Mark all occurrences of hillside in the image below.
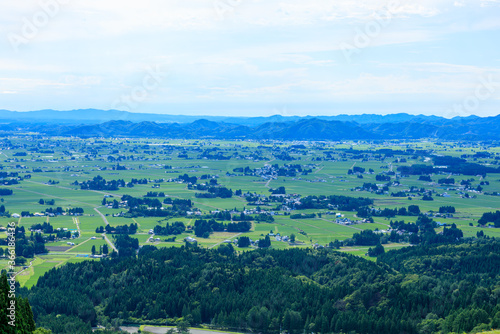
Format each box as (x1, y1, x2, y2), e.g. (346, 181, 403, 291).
(2, 114, 500, 140)
(23, 240, 500, 334)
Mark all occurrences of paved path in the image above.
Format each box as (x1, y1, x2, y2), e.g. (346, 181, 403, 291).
(102, 233, 118, 253)
(66, 237, 91, 253)
(13, 258, 35, 278)
(209, 232, 242, 249)
(94, 207, 110, 225)
(73, 216, 82, 236)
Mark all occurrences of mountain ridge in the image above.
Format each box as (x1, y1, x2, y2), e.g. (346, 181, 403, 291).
(1, 110, 499, 140)
(0, 109, 493, 126)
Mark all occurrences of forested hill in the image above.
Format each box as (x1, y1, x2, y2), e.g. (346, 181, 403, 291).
(2, 114, 500, 140)
(23, 240, 500, 334)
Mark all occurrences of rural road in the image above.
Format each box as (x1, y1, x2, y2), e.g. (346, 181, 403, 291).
(94, 207, 110, 225)
(209, 232, 242, 249)
(13, 258, 35, 278)
(102, 233, 118, 253)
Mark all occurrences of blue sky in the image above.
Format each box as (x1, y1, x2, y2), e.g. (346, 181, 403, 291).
(1, 0, 500, 117)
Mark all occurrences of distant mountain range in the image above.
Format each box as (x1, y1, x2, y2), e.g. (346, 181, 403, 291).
(0, 109, 465, 125)
(0, 109, 499, 140)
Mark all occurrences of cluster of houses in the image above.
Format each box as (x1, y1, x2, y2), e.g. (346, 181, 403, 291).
(268, 232, 290, 242)
(335, 217, 371, 225)
(243, 192, 302, 212)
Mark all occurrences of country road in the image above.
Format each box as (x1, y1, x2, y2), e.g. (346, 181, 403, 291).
(102, 233, 118, 253)
(94, 207, 110, 225)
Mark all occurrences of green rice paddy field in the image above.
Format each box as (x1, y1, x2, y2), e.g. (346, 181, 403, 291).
(1, 137, 499, 287)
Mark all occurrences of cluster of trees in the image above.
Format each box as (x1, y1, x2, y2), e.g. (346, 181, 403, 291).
(178, 174, 197, 184)
(67, 208, 84, 215)
(359, 182, 385, 192)
(348, 166, 365, 174)
(194, 219, 251, 238)
(390, 220, 418, 233)
(478, 211, 500, 227)
(23, 240, 500, 334)
(123, 195, 162, 208)
(92, 244, 108, 256)
(145, 191, 165, 197)
(30, 222, 54, 234)
(163, 198, 192, 208)
(95, 223, 138, 235)
(13, 227, 47, 260)
(229, 212, 251, 221)
(438, 178, 455, 185)
(295, 195, 373, 211)
(229, 212, 274, 223)
(273, 164, 311, 177)
(195, 186, 233, 199)
(397, 164, 434, 176)
(252, 213, 275, 223)
(269, 186, 286, 195)
(153, 222, 186, 235)
(200, 150, 230, 160)
(418, 175, 433, 182)
(398, 156, 500, 178)
(439, 206, 456, 214)
(375, 174, 391, 181)
(233, 166, 254, 174)
(112, 235, 139, 257)
(433, 155, 500, 176)
(290, 213, 316, 219)
(0, 188, 13, 195)
(237, 236, 251, 247)
(24, 228, 76, 242)
(357, 204, 421, 218)
(54, 230, 76, 240)
(2, 179, 19, 186)
(257, 235, 271, 248)
(211, 210, 231, 221)
(0, 171, 19, 177)
(388, 215, 464, 245)
(1, 274, 37, 334)
(350, 229, 381, 246)
(122, 194, 191, 218)
(130, 178, 148, 185)
(75, 175, 126, 191)
(0, 205, 9, 217)
(422, 194, 434, 201)
(38, 199, 55, 205)
(367, 243, 385, 257)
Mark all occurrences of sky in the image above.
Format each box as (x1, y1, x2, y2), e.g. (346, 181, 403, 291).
(1, 0, 500, 117)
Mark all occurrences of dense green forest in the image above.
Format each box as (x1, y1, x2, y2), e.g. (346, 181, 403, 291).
(19, 239, 500, 334)
(0, 274, 36, 334)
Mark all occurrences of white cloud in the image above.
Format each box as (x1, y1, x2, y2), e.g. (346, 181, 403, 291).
(1, 0, 499, 116)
